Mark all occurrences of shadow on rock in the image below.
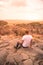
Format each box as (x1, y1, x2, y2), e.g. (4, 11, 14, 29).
(33, 54, 43, 65)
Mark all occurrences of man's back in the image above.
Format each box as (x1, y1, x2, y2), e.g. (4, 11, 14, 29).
(22, 35, 32, 47)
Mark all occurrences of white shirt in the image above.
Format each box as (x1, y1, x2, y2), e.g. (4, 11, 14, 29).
(22, 35, 32, 47)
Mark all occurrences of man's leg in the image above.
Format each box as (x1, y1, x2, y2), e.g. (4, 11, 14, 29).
(14, 42, 22, 49)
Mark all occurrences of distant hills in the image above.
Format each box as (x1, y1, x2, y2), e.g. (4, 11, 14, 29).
(5, 20, 43, 24)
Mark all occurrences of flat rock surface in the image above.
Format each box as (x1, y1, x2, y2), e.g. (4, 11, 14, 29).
(0, 37, 43, 65)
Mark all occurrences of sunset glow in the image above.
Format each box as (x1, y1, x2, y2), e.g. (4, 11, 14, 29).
(0, 0, 43, 21)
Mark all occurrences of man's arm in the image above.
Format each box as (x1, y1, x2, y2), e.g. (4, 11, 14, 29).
(30, 39, 33, 48)
(18, 39, 24, 44)
(21, 40, 24, 44)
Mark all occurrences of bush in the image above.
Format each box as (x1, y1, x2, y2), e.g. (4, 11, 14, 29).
(0, 20, 8, 26)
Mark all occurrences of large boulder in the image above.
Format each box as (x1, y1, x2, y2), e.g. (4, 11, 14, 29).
(5, 52, 24, 65)
(5, 52, 17, 65)
(33, 54, 43, 65)
(0, 49, 8, 65)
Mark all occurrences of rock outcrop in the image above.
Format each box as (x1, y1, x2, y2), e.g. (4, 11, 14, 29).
(0, 39, 43, 65)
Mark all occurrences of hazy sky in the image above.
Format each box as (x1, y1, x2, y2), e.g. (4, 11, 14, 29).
(0, 0, 43, 20)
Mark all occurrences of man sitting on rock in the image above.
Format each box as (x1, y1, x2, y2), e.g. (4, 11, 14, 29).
(14, 31, 33, 49)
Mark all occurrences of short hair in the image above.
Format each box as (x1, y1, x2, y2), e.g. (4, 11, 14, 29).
(25, 30, 29, 34)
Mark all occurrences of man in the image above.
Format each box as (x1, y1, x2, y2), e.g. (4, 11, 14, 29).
(14, 31, 33, 49)
(22, 31, 33, 48)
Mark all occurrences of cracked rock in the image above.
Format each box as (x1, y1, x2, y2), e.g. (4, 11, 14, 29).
(0, 49, 8, 65)
(23, 59, 33, 65)
(33, 54, 43, 65)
